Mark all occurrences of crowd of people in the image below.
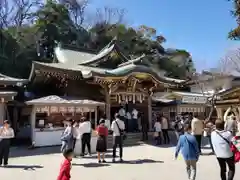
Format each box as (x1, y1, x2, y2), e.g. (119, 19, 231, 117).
(1, 109, 240, 180)
(58, 111, 240, 180)
(58, 113, 125, 180)
(174, 114, 240, 180)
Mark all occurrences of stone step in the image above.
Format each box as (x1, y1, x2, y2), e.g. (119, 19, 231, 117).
(107, 133, 143, 147)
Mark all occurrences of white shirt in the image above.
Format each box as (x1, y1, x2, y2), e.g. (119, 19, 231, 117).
(211, 130, 233, 158)
(111, 118, 125, 136)
(0, 127, 15, 139)
(73, 124, 80, 138)
(154, 122, 162, 132)
(105, 119, 111, 129)
(161, 117, 168, 130)
(119, 108, 126, 117)
(191, 118, 204, 135)
(126, 112, 132, 120)
(132, 109, 138, 119)
(79, 121, 91, 135)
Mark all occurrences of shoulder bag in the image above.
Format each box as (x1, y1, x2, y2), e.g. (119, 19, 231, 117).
(61, 127, 73, 142)
(215, 131, 230, 144)
(184, 135, 198, 155)
(115, 121, 126, 140)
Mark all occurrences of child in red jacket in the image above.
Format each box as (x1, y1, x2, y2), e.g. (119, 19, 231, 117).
(57, 149, 73, 180)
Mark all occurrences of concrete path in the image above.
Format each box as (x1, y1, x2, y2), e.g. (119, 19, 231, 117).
(0, 144, 239, 180)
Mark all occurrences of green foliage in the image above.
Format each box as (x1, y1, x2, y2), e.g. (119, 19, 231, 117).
(0, 1, 194, 79)
(228, 0, 240, 40)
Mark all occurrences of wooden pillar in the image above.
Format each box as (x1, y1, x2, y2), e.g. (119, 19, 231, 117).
(13, 106, 18, 132)
(0, 103, 5, 124)
(105, 93, 111, 121)
(95, 108, 97, 128)
(237, 107, 240, 120)
(148, 96, 152, 131)
(30, 106, 36, 146)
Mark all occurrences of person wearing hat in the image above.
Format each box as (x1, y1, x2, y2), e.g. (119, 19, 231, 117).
(60, 119, 74, 153)
(96, 119, 108, 163)
(0, 120, 15, 166)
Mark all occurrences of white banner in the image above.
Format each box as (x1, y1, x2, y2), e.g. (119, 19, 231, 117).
(182, 96, 207, 104)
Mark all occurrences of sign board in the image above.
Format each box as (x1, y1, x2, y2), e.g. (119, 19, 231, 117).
(182, 96, 207, 104)
(50, 106, 58, 113)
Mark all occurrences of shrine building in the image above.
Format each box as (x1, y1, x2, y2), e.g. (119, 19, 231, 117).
(29, 39, 185, 130)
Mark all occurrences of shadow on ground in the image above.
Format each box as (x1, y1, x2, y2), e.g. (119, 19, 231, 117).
(1, 165, 43, 170)
(79, 153, 118, 159)
(116, 159, 164, 164)
(10, 143, 143, 158)
(144, 142, 176, 148)
(10, 146, 61, 158)
(72, 158, 163, 168)
(72, 162, 110, 168)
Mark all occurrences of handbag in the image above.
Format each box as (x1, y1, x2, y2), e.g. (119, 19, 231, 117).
(115, 121, 126, 140)
(153, 132, 159, 137)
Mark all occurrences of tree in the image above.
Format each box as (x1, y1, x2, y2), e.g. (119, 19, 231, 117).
(0, 0, 194, 79)
(228, 0, 240, 39)
(59, 0, 89, 27)
(0, 0, 13, 28)
(219, 47, 240, 74)
(34, 0, 77, 60)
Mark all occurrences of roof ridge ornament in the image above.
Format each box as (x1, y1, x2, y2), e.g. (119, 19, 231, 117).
(117, 54, 145, 67)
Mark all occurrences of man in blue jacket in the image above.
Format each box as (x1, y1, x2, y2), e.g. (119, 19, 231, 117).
(175, 123, 200, 180)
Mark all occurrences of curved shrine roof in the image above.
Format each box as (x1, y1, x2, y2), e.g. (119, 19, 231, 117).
(30, 39, 186, 86)
(0, 73, 28, 86)
(26, 95, 105, 106)
(32, 61, 185, 85)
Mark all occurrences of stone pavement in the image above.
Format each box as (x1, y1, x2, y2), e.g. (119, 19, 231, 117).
(0, 144, 239, 180)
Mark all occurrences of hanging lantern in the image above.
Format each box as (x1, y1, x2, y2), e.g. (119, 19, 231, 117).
(140, 95, 143, 103)
(122, 95, 125, 101)
(126, 95, 128, 103)
(129, 95, 133, 102)
(133, 94, 136, 104)
(118, 94, 121, 104)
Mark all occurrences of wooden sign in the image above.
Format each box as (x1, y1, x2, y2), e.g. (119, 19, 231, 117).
(182, 96, 207, 104)
(75, 107, 82, 112)
(67, 106, 75, 113)
(59, 106, 67, 112)
(36, 107, 41, 112)
(50, 106, 58, 113)
(41, 106, 49, 113)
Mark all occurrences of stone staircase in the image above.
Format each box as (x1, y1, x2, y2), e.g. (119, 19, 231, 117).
(106, 131, 180, 148)
(107, 133, 144, 147)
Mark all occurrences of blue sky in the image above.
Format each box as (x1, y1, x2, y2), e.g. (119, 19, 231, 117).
(89, 0, 240, 72)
